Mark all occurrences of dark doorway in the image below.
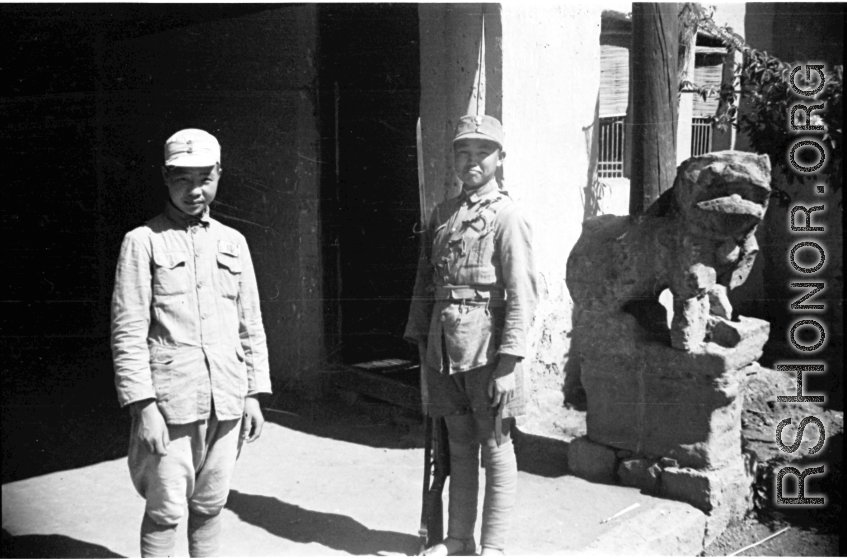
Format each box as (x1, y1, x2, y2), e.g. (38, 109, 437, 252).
(2, 3, 291, 484)
(318, 5, 421, 365)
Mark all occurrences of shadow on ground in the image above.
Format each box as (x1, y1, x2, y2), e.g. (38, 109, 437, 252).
(2, 338, 130, 485)
(2, 400, 130, 485)
(225, 490, 419, 556)
(261, 389, 426, 450)
(513, 429, 570, 478)
(263, 390, 574, 479)
(3, 381, 574, 492)
(1, 529, 124, 559)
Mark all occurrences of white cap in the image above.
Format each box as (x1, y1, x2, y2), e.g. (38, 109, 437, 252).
(164, 128, 220, 167)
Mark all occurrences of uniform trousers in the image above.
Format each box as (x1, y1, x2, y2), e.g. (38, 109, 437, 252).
(129, 407, 243, 526)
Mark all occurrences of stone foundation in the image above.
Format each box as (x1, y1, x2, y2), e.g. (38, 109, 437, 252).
(580, 315, 768, 470)
(569, 434, 757, 545)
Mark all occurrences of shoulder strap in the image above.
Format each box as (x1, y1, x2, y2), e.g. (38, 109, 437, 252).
(476, 194, 513, 231)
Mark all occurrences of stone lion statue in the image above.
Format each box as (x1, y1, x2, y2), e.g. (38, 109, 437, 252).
(567, 150, 772, 352)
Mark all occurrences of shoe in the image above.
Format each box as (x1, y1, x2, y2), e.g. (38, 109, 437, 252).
(420, 536, 477, 556)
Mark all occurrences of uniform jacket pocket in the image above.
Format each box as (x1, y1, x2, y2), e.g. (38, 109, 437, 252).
(152, 251, 189, 295)
(442, 302, 499, 372)
(465, 228, 497, 284)
(149, 346, 174, 400)
(216, 252, 242, 299)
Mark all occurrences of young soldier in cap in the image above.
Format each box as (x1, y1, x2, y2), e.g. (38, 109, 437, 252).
(406, 115, 537, 555)
(111, 129, 271, 557)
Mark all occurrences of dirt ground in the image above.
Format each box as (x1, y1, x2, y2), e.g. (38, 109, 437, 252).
(3, 386, 710, 558)
(703, 516, 840, 556)
(3, 362, 843, 557)
(711, 365, 844, 558)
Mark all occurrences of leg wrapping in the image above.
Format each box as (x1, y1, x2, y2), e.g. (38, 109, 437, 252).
(447, 440, 480, 542)
(188, 509, 223, 558)
(140, 512, 178, 558)
(480, 441, 517, 552)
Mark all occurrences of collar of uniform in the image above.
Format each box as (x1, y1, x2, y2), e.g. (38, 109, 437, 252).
(462, 178, 499, 205)
(164, 201, 211, 228)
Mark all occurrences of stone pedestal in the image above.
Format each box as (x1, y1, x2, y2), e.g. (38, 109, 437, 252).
(568, 312, 766, 543)
(566, 152, 773, 545)
(580, 314, 768, 470)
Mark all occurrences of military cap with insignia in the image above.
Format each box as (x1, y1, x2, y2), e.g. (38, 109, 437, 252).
(164, 128, 221, 167)
(452, 114, 505, 149)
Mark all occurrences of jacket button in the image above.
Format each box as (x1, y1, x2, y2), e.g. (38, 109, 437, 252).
(441, 315, 446, 322)
(443, 275, 449, 281)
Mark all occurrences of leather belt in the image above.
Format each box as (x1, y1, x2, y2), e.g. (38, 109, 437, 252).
(434, 285, 505, 306)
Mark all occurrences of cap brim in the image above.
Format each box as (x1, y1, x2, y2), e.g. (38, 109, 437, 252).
(165, 154, 218, 167)
(452, 132, 503, 148)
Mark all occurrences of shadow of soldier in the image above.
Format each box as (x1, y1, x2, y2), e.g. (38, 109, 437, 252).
(1, 529, 125, 558)
(513, 429, 571, 478)
(225, 490, 420, 556)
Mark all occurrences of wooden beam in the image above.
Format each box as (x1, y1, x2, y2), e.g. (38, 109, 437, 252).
(328, 363, 422, 412)
(629, 2, 679, 215)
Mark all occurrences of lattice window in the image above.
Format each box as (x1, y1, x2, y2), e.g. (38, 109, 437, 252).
(691, 117, 713, 156)
(598, 116, 626, 179)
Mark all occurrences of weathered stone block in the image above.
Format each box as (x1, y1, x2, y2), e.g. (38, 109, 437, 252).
(708, 285, 732, 319)
(660, 458, 755, 546)
(661, 466, 718, 511)
(580, 329, 757, 470)
(660, 457, 679, 468)
(617, 458, 661, 494)
(567, 436, 617, 483)
(708, 315, 769, 349)
(704, 460, 755, 546)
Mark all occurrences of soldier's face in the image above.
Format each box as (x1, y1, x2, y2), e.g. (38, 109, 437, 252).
(162, 165, 222, 216)
(453, 139, 504, 188)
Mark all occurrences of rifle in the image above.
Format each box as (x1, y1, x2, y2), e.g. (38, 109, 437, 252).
(418, 411, 450, 553)
(415, 116, 450, 554)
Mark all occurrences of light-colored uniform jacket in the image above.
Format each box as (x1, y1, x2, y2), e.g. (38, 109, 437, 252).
(111, 203, 271, 424)
(404, 179, 537, 373)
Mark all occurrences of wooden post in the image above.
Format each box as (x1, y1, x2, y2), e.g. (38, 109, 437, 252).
(676, 3, 698, 166)
(629, 3, 679, 215)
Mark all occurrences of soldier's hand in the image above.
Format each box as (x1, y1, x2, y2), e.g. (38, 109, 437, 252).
(489, 372, 516, 409)
(489, 354, 519, 409)
(134, 399, 170, 456)
(241, 396, 265, 443)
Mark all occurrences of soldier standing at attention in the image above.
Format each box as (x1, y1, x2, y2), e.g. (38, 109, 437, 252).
(111, 129, 271, 557)
(405, 115, 538, 556)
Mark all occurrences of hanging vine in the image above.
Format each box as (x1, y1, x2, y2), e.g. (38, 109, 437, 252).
(678, 4, 842, 199)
